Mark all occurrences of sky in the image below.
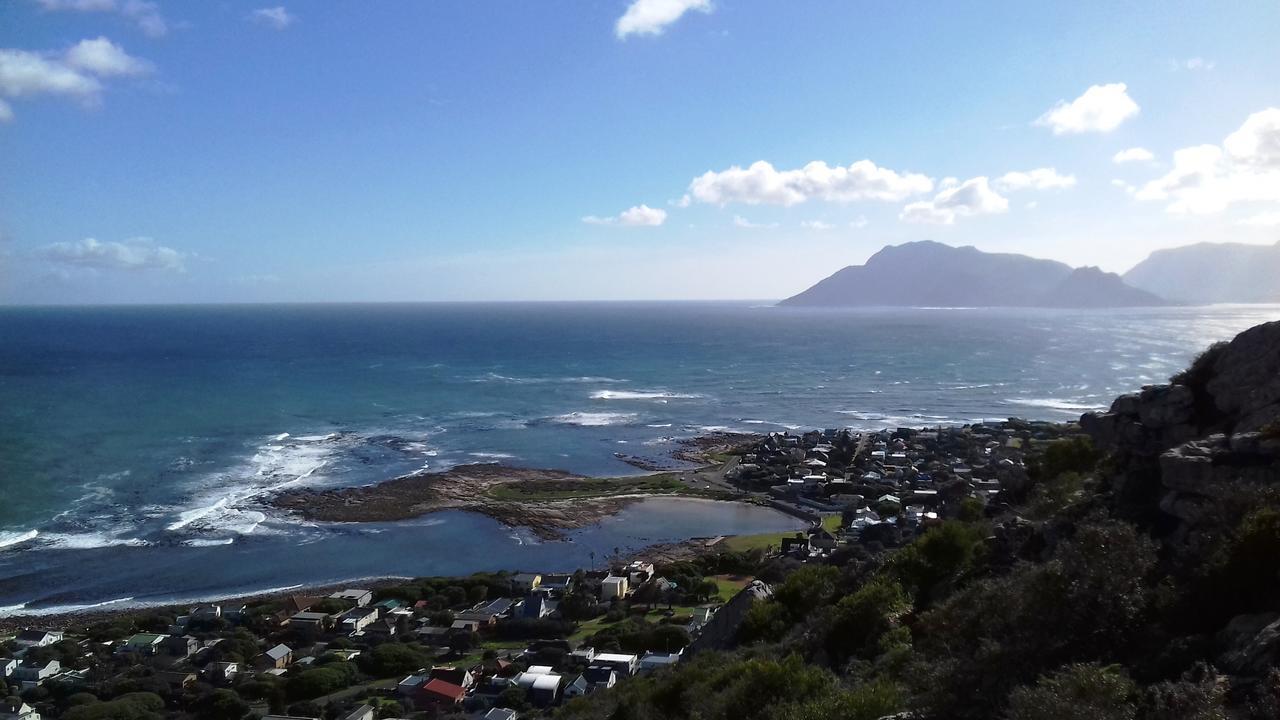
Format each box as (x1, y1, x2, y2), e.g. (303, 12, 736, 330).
(1, 0, 1278, 304)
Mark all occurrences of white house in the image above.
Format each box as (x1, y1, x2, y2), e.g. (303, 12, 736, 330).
(329, 589, 373, 607)
(601, 576, 628, 600)
(593, 652, 639, 677)
(0, 698, 40, 720)
(13, 630, 62, 649)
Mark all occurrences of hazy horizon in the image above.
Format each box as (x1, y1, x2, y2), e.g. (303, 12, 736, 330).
(3, 1, 1279, 304)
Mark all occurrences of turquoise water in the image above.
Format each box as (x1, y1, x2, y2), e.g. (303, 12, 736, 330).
(1, 302, 1277, 612)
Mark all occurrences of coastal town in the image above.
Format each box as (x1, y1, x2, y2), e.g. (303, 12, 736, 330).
(1, 420, 1074, 720)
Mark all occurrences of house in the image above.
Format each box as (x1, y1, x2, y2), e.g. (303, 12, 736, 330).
(0, 698, 39, 720)
(451, 619, 480, 633)
(570, 647, 597, 664)
(511, 573, 542, 592)
(205, 662, 238, 684)
(601, 576, 628, 599)
(13, 630, 62, 649)
(484, 708, 518, 720)
(120, 633, 166, 655)
(428, 666, 475, 689)
(540, 574, 573, 593)
(284, 595, 321, 614)
(514, 670, 561, 707)
(639, 651, 681, 673)
(366, 618, 399, 638)
(288, 611, 331, 630)
(397, 674, 428, 697)
(338, 606, 380, 634)
(329, 589, 373, 607)
(417, 678, 466, 708)
(625, 561, 655, 585)
(162, 634, 198, 658)
(13, 659, 60, 690)
(190, 604, 222, 622)
(258, 644, 293, 670)
(520, 594, 558, 619)
(1, 658, 18, 679)
(779, 535, 810, 556)
(156, 672, 197, 691)
(562, 674, 589, 699)
(471, 597, 515, 618)
(582, 666, 617, 693)
(592, 652, 639, 677)
(338, 705, 374, 720)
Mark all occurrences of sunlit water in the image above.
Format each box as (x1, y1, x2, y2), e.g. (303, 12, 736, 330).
(2, 302, 1276, 613)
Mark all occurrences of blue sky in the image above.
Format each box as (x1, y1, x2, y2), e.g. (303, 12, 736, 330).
(2, 0, 1278, 303)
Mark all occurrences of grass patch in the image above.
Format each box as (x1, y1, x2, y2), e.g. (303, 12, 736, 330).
(822, 514, 844, 532)
(709, 575, 752, 602)
(487, 474, 687, 501)
(722, 530, 803, 553)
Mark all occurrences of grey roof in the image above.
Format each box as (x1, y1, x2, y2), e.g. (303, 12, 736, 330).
(265, 644, 292, 661)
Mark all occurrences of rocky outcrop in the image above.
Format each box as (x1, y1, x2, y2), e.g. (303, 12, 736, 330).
(1081, 319, 1280, 540)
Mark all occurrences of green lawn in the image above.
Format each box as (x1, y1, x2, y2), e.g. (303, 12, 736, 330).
(822, 514, 844, 532)
(709, 576, 751, 602)
(722, 530, 801, 553)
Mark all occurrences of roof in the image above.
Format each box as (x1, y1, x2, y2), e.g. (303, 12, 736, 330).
(484, 709, 518, 720)
(125, 633, 166, 646)
(531, 674, 561, 691)
(265, 644, 292, 661)
(422, 678, 466, 702)
(595, 652, 638, 663)
(16, 629, 56, 642)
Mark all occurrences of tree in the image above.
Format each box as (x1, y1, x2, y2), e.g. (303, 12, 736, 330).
(198, 689, 249, 720)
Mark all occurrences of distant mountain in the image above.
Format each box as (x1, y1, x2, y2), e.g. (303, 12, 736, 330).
(1123, 241, 1280, 304)
(780, 241, 1168, 308)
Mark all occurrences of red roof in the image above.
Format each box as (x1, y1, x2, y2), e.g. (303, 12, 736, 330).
(421, 678, 466, 703)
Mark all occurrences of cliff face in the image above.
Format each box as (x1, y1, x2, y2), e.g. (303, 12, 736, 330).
(1082, 318, 1280, 552)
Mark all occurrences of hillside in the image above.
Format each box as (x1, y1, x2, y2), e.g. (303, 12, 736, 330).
(1123, 241, 1280, 305)
(563, 320, 1280, 720)
(781, 241, 1167, 308)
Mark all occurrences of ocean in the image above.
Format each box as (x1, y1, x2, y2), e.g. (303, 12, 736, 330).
(2, 302, 1277, 614)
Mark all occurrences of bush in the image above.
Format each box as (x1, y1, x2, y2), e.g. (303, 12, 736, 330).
(63, 692, 165, 720)
(1005, 663, 1136, 720)
(358, 643, 429, 677)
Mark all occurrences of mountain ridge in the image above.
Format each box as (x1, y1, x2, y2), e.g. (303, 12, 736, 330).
(780, 240, 1168, 308)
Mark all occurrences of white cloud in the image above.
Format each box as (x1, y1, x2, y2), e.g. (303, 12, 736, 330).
(1135, 108, 1280, 214)
(582, 204, 667, 227)
(65, 37, 152, 76)
(688, 159, 933, 207)
(801, 220, 834, 231)
(249, 6, 296, 30)
(1111, 178, 1137, 194)
(1113, 147, 1155, 164)
(1035, 83, 1140, 135)
(0, 38, 151, 120)
(1171, 57, 1215, 72)
(1238, 210, 1280, 227)
(732, 215, 776, 229)
(850, 215, 868, 229)
(36, 237, 186, 272)
(900, 176, 1009, 225)
(616, 0, 712, 39)
(36, 0, 169, 38)
(995, 167, 1076, 191)
(0, 98, 12, 123)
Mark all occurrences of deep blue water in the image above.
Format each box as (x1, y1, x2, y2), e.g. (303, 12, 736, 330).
(2, 302, 1277, 613)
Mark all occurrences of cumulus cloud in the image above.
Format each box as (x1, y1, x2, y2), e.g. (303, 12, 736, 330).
(0, 37, 150, 120)
(849, 215, 869, 229)
(616, 0, 712, 39)
(36, 0, 169, 38)
(1035, 83, 1140, 135)
(995, 167, 1077, 191)
(64, 37, 152, 76)
(1113, 147, 1155, 164)
(249, 6, 296, 29)
(801, 220, 834, 231)
(1135, 108, 1280, 214)
(687, 159, 933, 207)
(36, 237, 186, 272)
(582, 204, 668, 227)
(900, 177, 1009, 225)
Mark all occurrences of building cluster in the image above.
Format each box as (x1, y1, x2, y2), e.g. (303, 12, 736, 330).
(2, 560, 775, 720)
(730, 421, 1069, 555)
